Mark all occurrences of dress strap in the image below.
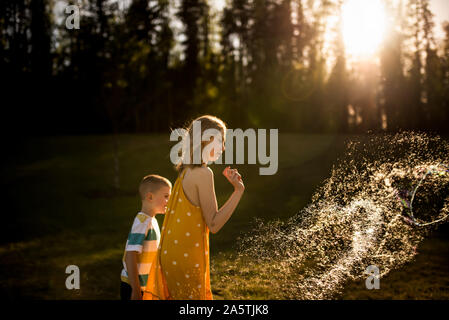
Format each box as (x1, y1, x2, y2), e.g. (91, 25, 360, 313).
(180, 168, 188, 180)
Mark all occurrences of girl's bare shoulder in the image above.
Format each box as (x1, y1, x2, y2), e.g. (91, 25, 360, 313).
(186, 166, 213, 181)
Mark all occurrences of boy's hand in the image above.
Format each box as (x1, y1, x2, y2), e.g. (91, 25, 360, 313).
(131, 289, 142, 300)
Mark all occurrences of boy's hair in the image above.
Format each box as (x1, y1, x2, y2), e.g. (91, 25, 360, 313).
(139, 174, 172, 200)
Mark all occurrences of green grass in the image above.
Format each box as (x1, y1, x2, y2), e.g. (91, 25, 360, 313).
(1, 133, 448, 300)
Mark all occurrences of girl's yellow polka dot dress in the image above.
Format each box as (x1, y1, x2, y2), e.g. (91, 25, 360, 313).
(143, 169, 213, 300)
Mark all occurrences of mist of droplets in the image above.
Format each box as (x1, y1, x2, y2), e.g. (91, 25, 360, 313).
(216, 132, 449, 299)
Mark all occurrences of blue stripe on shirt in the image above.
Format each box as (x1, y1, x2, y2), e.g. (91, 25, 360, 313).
(127, 233, 146, 245)
(139, 274, 149, 287)
(122, 271, 149, 287)
(145, 229, 157, 241)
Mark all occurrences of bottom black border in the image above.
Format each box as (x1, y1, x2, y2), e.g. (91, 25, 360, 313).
(4, 300, 447, 318)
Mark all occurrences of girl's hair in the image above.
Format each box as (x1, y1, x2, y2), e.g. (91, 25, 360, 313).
(175, 115, 227, 172)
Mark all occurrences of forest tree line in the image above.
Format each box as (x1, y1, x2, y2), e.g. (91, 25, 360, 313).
(1, 0, 449, 135)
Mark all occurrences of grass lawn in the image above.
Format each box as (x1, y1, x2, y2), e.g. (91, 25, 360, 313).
(1, 133, 448, 300)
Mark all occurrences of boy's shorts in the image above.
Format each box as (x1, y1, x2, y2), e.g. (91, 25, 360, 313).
(120, 282, 144, 300)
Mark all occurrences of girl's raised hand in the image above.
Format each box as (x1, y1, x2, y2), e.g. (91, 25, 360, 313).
(223, 166, 245, 192)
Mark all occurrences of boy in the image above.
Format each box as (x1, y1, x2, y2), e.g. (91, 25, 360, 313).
(120, 174, 172, 300)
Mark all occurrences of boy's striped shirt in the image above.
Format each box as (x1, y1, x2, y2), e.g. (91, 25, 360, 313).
(121, 212, 160, 290)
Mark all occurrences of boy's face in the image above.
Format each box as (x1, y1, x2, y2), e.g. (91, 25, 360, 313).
(147, 186, 171, 214)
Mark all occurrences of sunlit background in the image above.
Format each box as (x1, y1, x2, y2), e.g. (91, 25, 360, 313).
(54, 0, 449, 63)
(35, 0, 449, 135)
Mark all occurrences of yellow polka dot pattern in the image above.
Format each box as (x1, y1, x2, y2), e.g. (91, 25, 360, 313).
(143, 169, 212, 300)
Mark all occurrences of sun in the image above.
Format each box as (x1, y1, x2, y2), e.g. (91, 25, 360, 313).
(342, 0, 388, 58)
(210, 0, 227, 11)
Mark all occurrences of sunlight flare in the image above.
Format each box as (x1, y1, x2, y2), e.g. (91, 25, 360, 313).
(342, 0, 387, 58)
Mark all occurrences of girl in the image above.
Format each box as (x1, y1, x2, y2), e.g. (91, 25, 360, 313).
(143, 115, 244, 300)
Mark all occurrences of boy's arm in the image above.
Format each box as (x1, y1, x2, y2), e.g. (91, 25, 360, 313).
(124, 251, 142, 300)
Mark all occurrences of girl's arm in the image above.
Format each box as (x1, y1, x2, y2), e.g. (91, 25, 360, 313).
(196, 166, 244, 234)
